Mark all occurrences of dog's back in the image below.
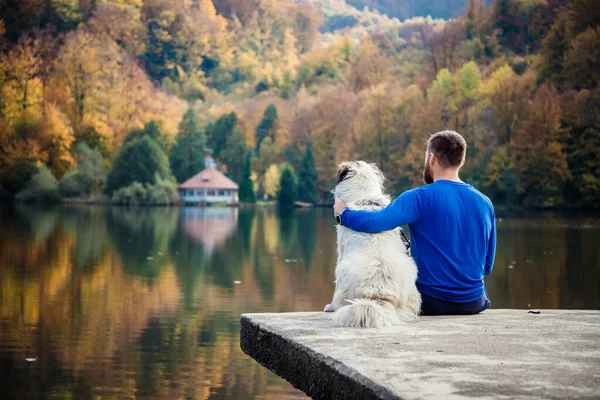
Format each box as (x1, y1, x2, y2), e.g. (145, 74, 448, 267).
(333, 219, 420, 327)
(327, 161, 421, 327)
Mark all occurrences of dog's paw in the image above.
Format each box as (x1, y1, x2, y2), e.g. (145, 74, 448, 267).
(324, 303, 335, 312)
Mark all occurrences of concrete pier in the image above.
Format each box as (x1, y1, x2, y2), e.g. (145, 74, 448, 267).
(240, 310, 600, 399)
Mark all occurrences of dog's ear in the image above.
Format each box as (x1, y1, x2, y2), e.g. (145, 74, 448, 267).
(337, 162, 355, 184)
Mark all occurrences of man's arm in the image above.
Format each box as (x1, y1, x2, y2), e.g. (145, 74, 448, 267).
(338, 189, 422, 233)
(484, 210, 496, 276)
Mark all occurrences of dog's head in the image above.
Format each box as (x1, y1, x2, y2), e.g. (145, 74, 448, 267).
(334, 161, 388, 205)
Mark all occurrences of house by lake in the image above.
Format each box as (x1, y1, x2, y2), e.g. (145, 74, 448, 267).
(179, 156, 239, 204)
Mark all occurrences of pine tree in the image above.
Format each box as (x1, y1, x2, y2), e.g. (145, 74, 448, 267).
(169, 108, 208, 183)
(206, 112, 237, 159)
(297, 141, 318, 203)
(278, 163, 298, 208)
(255, 104, 278, 152)
(238, 151, 256, 203)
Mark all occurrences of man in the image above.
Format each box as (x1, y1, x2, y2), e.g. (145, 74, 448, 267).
(334, 130, 496, 315)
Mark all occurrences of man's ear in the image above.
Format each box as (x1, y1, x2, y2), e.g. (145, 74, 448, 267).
(429, 152, 437, 167)
(460, 157, 466, 168)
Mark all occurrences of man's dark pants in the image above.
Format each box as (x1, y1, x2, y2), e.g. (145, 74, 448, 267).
(420, 292, 491, 316)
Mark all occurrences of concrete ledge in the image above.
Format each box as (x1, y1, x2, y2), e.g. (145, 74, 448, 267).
(240, 310, 600, 399)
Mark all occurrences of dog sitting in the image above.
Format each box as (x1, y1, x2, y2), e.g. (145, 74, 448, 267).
(324, 161, 421, 327)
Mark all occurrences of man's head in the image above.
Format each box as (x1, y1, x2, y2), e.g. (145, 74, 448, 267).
(423, 130, 466, 184)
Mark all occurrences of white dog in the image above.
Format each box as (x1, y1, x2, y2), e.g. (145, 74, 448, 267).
(324, 161, 421, 327)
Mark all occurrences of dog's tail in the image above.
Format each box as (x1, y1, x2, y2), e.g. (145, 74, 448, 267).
(331, 298, 417, 328)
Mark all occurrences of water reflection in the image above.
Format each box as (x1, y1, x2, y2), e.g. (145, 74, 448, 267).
(0, 206, 598, 399)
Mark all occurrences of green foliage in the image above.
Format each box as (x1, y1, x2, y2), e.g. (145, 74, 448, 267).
(105, 136, 173, 195)
(111, 176, 179, 206)
(58, 170, 92, 198)
(238, 151, 256, 203)
(206, 112, 238, 160)
(123, 121, 167, 151)
(278, 163, 298, 208)
(219, 126, 247, 183)
(256, 105, 278, 152)
(15, 166, 60, 204)
(169, 108, 209, 183)
(76, 143, 105, 194)
(297, 142, 318, 203)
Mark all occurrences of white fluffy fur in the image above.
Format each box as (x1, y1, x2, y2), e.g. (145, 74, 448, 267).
(325, 161, 421, 328)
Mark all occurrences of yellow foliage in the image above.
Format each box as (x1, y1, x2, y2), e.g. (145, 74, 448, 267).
(264, 163, 280, 199)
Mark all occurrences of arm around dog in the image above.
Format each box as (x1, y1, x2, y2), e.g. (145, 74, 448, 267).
(339, 189, 423, 233)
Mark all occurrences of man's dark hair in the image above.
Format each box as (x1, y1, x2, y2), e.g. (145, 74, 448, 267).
(427, 130, 466, 168)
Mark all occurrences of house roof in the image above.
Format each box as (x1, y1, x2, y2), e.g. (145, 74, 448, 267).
(179, 167, 239, 190)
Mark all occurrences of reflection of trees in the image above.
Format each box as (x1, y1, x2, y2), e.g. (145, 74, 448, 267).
(564, 228, 600, 308)
(61, 206, 109, 270)
(277, 207, 299, 259)
(0, 205, 340, 399)
(297, 208, 317, 268)
(485, 216, 600, 309)
(106, 207, 178, 278)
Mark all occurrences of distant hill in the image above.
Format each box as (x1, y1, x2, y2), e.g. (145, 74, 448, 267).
(321, 0, 492, 21)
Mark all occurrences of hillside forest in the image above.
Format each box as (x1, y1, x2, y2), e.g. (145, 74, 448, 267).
(0, 0, 599, 208)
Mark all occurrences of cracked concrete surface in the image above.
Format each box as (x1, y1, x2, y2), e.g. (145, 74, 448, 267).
(240, 310, 600, 399)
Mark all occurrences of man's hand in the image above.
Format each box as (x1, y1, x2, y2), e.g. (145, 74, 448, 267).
(334, 198, 347, 217)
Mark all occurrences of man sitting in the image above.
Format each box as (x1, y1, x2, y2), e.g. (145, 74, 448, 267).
(334, 130, 496, 315)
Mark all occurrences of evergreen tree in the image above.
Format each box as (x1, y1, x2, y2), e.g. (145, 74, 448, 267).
(278, 163, 298, 208)
(123, 120, 167, 151)
(105, 136, 173, 195)
(169, 108, 208, 183)
(238, 151, 256, 203)
(297, 141, 318, 203)
(220, 126, 247, 183)
(206, 112, 237, 159)
(255, 104, 278, 152)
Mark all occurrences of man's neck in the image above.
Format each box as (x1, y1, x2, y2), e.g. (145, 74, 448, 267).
(434, 168, 462, 183)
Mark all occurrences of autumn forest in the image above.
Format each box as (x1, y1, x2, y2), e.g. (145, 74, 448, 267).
(0, 0, 599, 208)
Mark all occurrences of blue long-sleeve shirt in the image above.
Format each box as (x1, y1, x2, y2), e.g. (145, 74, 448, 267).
(339, 180, 496, 302)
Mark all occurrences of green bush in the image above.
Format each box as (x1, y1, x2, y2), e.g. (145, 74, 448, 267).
(105, 135, 173, 195)
(15, 167, 60, 204)
(111, 177, 179, 206)
(58, 170, 93, 198)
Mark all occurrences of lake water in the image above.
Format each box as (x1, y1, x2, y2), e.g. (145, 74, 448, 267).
(1, 205, 599, 399)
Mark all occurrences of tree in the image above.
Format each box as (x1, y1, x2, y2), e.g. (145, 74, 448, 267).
(348, 39, 390, 92)
(419, 19, 464, 75)
(264, 164, 280, 199)
(238, 151, 256, 203)
(105, 136, 172, 194)
(220, 126, 247, 183)
(169, 108, 208, 183)
(76, 143, 105, 194)
(255, 104, 278, 152)
(297, 141, 318, 203)
(278, 163, 298, 208)
(563, 27, 600, 90)
(123, 120, 167, 151)
(454, 61, 481, 137)
(510, 85, 569, 206)
(207, 112, 237, 159)
(538, 10, 572, 87)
